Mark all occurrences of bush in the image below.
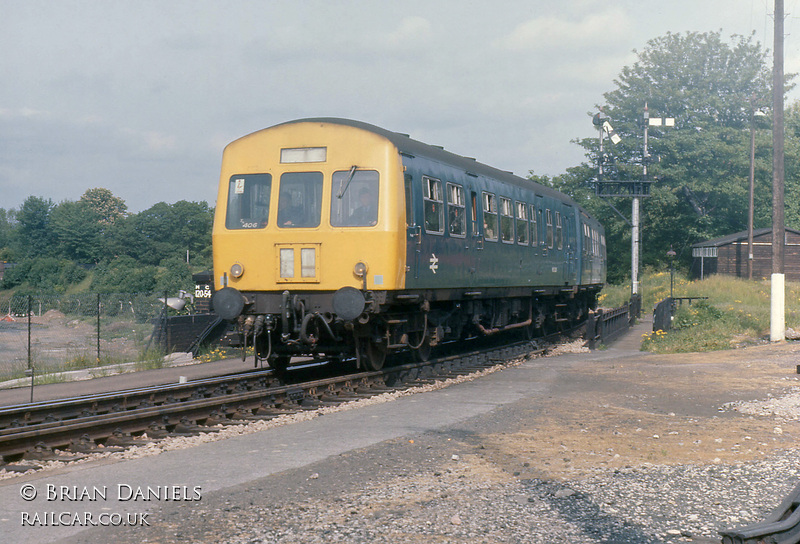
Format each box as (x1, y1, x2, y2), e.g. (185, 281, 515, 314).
(91, 256, 158, 293)
(1, 257, 87, 292)
(672, 300, 723, 329)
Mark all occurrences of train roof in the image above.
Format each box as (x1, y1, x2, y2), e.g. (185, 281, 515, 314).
(270, 117, 573, 204)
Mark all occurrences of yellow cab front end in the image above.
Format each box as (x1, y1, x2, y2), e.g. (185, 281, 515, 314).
(210, 120, 407, 369)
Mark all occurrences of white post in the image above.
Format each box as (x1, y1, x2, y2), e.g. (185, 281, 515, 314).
(771, 0, 786, 342)
(631, 197, 640, 295)
(771, 273, 785, 342)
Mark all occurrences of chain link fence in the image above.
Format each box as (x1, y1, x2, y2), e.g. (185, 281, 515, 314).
(0, 292, 190, 383)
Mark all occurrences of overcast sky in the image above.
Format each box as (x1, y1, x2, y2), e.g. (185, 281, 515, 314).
(2, 0, 799, 213)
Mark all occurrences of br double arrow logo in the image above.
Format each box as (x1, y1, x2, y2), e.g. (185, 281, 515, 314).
(429, 254, 439, 274)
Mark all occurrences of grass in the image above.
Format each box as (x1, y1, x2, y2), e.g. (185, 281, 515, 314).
(134, 348, 167, 371)
(0, 345, 172, 384)
(600, 271, 800, 353)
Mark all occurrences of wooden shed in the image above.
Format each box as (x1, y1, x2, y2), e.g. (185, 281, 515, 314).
(691, 228, 800, 280)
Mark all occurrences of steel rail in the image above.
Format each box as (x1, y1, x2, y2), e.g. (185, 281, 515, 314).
(0, 336, 553, 465)
(0, 369, 281, 430)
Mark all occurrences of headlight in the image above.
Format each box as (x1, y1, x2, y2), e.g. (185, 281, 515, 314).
(280, 248, 294, 278)
(301, 248, 316, 278)
(354, 261, 368, 278)
(230, 263, 244, 278)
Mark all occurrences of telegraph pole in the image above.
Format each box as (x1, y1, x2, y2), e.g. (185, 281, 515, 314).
(771, 0, 786, 342)
(748, 96, 756, 280)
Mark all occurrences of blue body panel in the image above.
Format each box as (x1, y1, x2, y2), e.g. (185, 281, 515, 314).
(402, 153, 603, 292)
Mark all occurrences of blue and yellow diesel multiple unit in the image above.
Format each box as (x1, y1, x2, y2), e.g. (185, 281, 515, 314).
(211, 118, 606, 371)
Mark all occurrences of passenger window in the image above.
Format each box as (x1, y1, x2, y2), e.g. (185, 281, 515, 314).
(447, 183, 466, 237)
(546, 209, 554, 249)
(277, 172, 323, 228)
(225, 174, 271, 230)
(584, 225, 594, 255)
(423, 176, 444, 234)
(515, 202, 528, 245)
(470, 192, 478, 236)
(584, 224, 591, 256)
(500, 197, 513, 243)
(530, 204, 538, 247)
(482, 192, 498, 241)
(555, 211, 563, 250)
(330, 169, 379, 227)
(593, 229, 600, 256)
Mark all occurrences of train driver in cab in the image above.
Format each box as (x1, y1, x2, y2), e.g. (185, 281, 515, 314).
(279, 190, 305, 227)
(349, 186, 378, 226)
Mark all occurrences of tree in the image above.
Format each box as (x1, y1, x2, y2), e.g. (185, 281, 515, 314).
(50, 200, 103, 262)
(90, 255, 159, 293)
(1, 257, 86, 292)
(782, 102, 800, 229)
(107, 201, 213, 267)
(14, 196, 55, 258)
(0, 208, 15, 260)
(568, 31, 790, 282)
(79, 188, 127, 225)
(0, 190, 213, 293)
(154, 255, 194, 294)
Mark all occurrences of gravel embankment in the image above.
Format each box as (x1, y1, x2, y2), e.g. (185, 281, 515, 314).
(203, 449, 798, 544)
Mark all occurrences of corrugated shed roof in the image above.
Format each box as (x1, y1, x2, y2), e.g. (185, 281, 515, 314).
(692, 228, 800, 248)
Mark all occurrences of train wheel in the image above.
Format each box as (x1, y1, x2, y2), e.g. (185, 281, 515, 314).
(410, 333, 431, 362)
(522, 321, 537, 342)
(358, 338, 386, 371)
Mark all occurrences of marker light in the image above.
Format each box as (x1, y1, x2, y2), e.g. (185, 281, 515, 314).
(301, 248, 316, 278)
(354, 261, 368, 278)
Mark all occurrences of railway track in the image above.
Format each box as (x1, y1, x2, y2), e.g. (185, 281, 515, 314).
(0, 336, 556, 471)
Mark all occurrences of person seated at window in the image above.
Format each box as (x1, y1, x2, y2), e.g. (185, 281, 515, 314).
(279, 191, 305, 227)
(449, 206, 464, 236)
(348, 187, 377, 226)
(484, 221, 496, 240)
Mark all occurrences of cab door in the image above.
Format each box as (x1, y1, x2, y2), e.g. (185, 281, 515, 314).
(404, 173, 422, 282)
(418, 174, 447, 286)
(404, 171, 446, 287)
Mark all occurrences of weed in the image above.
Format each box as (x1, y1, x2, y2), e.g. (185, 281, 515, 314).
(196, 345, 252, 363)
(615, 272, 800, 353)
(33, 371, 67, 385)
(135, 348, 166, 370)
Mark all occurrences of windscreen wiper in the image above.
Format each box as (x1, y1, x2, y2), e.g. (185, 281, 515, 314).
(336, 165, 359, 199)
